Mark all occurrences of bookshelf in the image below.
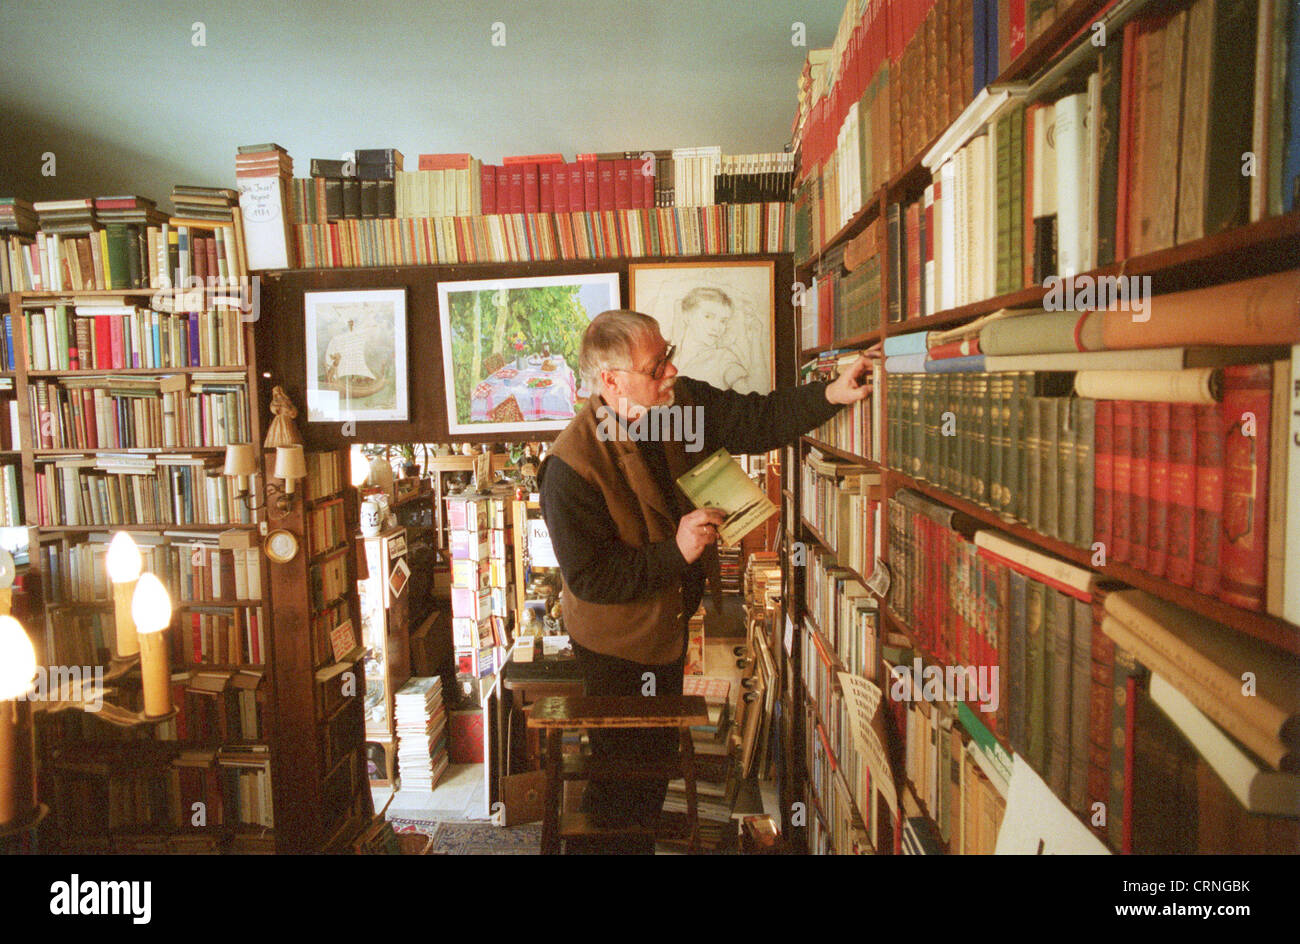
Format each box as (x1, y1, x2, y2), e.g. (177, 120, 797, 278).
(782, 0, 1300, 854)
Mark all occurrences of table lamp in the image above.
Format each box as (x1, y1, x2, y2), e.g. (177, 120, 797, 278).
(131, 574, 173, 717)
(106, 532, 143, 658)
(0, 616, 37, 827)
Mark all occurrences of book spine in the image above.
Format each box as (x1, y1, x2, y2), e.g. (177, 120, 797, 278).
(1147, 402, 1171, 577)
(1192, 403, 1225, 596)
(1075, 397, 1095, 550)
(1288, 348, 1300, 623)
(1166, 403, 1198, 586)
(1112, 400, 1133, 563)
(1129, 401, 1151, 570)
(1218, 363, 1272, 610)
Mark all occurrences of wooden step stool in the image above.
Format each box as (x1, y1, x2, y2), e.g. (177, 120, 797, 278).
(526, 694, 710, 854)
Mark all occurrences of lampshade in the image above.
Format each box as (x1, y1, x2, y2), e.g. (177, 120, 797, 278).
(349, 448, 371, 488)
(105, 531, 143, 584)
(274, 444, 306, 481)
(224, 443, 258, 478)
(0, 616, 36, 700)
(0, 549, 14, 590)
(131, 573, 173, 635)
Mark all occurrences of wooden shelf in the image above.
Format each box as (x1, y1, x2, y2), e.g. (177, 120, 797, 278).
(47, 599, 265, 610)
(33, 447, 227, 455)
(800, 328, 882, 360)
(800, 436, 877, 469)
(34, 524, 251, 533)
(885, 467, 1300, 656)
(24, 366, 248, 376)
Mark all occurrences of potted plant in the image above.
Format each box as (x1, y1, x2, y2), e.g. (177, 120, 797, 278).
(397, 444, 419, 478)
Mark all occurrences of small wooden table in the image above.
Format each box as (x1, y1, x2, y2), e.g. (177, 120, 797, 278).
(526, 695, 709, 854)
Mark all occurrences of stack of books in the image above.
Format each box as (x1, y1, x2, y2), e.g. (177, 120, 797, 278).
(394, 676, 448, 792)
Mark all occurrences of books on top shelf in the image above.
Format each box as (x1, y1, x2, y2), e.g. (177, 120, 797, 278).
(394, 676, 448, 792)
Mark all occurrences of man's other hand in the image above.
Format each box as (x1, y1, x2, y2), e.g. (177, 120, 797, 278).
(677, 508, 726, 563)
(824, 350, 877, 405)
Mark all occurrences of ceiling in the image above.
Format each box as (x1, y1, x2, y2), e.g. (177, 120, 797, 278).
(0, 0, 845, 211)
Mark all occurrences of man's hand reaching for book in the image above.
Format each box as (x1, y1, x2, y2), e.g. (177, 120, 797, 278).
(824, 350, 877, 405)
(677, 508, 726, 563)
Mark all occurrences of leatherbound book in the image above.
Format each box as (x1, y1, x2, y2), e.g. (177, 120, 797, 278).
(1046, 588, 1073, 796)
(1009, 101, 1026, 291)
(1008, 568, 1029, 757)
(1026, 395, 1043, 533)
(1095, 38, 1123, 266)
(1148, 402, 1172, 577)
(991, 373, 1008, 514)
(522, 164, 540, 215)
(1219, 363, 1272, 610)
(1130, 401, 1151, 569)
(1060, 397, 1077, 546)
(1026, 578, 1047, 773)
(1041, 397, 1060, 540)
(995, 563, 1011, 738)
(996, 111, 1013, 295)
(1088, 600, 1114, 843)
(359, 180, 378, 219)
(1009, 371, 1030, 520)
(1068, 596, 1093, 814)
(1075, 398, 1096, 549)
(1110, 642, 1140, 852)
(376, 180, 395, 218)
(905, 200, 921, 319)
(887, 202, 903, 323)
(1166, 404, 1198, 586)
(1112, 400, 1134, 563)
(974, 374, 990, 508)
(1192, 403, 1225, 596)
(1202, 0, 1259, 237)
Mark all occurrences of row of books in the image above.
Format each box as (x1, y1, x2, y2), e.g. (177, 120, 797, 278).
(804, 545, 880, 681)
(163, 670, 268, 743)
(29, 376, 250, 450)
(307, 500, 347, 558)
(800, 448, 881, 583)
(1, 221, 247, 294)
(447, 494, 512, 702)
(0, 464, 21, 527)
(36, 459, 255, 528)
(801, 351, 881, 460)
(291, 202, 793, 269)
(42, 535, 262, 605)
(18, 304, 247, 372)
(799, 229, 884, 349)
(308, 549, 350, 612)
(305, 450, 346, 501)
(170, 606, 268, 667)
(803, 705, 872, 855)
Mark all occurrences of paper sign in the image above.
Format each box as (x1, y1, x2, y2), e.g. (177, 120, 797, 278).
(330, 619, 357, 662)
(994, 754, 1111, 855)
(527, 517, 558, 568)
(388, 557, 410, 598)
(837, 672, 898, 815)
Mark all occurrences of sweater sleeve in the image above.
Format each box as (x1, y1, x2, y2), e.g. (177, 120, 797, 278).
(537, 454, 687, 604)
(684, 376, 844, 456)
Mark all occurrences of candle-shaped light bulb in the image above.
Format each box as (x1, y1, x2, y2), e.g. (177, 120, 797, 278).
(132, 574, 172, 717)
(350, 448, 371, 488)
(106, 532, 143, 657)
(0, 616, 37, 827)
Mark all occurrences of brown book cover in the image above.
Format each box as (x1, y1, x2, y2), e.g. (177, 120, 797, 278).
(1166, 403, 1198, 586)
(1046, 588, 1074, 796)
(1130, 400, 1151, 570)
(1111, 400, 1133, 563)
(1148, 402, 1172, 578)
(1219, 363, 1272, 610)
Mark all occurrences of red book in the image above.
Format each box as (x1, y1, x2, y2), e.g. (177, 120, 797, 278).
(1147, 402, 1171, 578)
(418, 153, 472, 171)
(538, 164, 556, 214)
(1165, 404, 1197, 586)
(1129, 401, 1151, 570)
(507, 165, 525, 214)
(582, 160, 599, 210)
(597, 161, 616, 211)
(94, 315, 111, 369)
(521, 164, 540, 215)
(1218, 363, 1272, 610)
(567, 163, 585, 213)
(904, 200, 921, 319)
(480, 164, 497, 215)
(551, 163, 568, 214)
(1192, 403, 1224, 596)
(1009, 0, 1027, 61)
(642, 161, 655, 209)
(613, 159, 633, 210)
(927, 337, 981, 359)
(108, 314, 124, 369)
(503, 152, 564, 165)
(1111, 400, 1133, 563)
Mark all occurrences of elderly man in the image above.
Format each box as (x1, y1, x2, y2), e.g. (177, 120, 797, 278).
(538, 308, 871, 848)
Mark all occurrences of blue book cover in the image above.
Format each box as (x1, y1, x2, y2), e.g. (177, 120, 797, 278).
(152, 311, 161, 369)
(884, 331, 930, 357)
(925, 354, 987, 373)
(189, 313, 200, 365)
(3, 315, 12, 370)
(974, 0, 990, 95)
(987, 0, 999, 84)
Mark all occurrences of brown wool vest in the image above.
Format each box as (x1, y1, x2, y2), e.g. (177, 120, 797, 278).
(541, 386, 709, 665)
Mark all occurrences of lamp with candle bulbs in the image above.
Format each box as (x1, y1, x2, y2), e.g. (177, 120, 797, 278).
(105, 531, 143, 659)
(132, 574, 173, 718)
(0, 616, 38, 828)
(223, 442, 302, 518)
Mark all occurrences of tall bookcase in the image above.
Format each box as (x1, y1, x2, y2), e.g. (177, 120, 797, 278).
(783, 0, 1300, 854)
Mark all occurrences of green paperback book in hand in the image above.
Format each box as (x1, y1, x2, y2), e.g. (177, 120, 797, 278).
(675, 448, 778, 546)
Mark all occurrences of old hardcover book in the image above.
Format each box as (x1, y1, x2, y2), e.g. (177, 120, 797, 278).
(1075, 398, 1096, 550)
(1192, 403, 1225, 596)
(1088, 600, 1116, 843)
(1026, 577, 1047, 773)
(1069, 596, 1093, 814)
(1112, 400, 1134, 563)
(1008, 568, 1029, 757)
(1046, 588, 1074, 796)
(1219, 363, 1272, 610)
(1093, 400, 1114, 558)
(1059, 397, 1077, 546)
(1026, 395, 1044, 533)
(1130, 401, 1151, 570)
(1094, 37, 1124, 266)
(1166, 404, 1198, 586)
(1148, 402, 1172, 578)
(1201, 0, 1259, 237)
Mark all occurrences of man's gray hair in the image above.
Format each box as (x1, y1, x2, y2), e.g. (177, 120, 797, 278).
(579, 309, 659, 388)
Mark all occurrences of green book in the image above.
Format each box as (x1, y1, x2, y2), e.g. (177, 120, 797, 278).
(1060, 397, 1077, 546)
(1075, 398, 1096, 548)
(1069, 596, 1094, 814)
(103, 223, 132, 291)
(1026, 579, 1047, 773)
(995, 111, 1012, 295)
(1042, 397, 1060, 540)
(1047, 588, 1074, 797)
(675, 448, 778, 546)
(1007, 569, 1029, 758)
(978, 372, 992, 509)
(1026, 396, 1043, 534)
(1010, 101, 1026, 289)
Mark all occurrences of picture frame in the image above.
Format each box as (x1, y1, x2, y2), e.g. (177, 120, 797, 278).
(628, 260, 775, 394)
(437, 272, 620, 435)
(305, 288, 408, 423)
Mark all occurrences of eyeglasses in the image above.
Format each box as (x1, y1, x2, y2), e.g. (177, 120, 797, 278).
(620, 343, 676, 381)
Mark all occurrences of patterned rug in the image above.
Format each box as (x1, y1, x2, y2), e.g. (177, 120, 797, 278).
(428, 821, 543, 855)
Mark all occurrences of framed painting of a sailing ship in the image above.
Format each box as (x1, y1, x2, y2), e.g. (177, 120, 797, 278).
(305, 289, 408, 423)
(437, 273, 619, 436)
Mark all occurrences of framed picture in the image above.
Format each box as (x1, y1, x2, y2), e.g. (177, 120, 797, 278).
(437, 272, 620, 435)
(305, 288, 408, 422)
(629, 261, 775, 394)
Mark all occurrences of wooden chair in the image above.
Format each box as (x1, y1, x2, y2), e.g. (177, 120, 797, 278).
(526, 695, 709, 854)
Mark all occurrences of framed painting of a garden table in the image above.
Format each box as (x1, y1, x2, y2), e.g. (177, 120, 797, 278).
(437, 273, 620, 436)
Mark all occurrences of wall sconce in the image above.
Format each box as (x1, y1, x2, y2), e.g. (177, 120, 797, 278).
(105, 532, 143, 659)
(224, 443, 306, 519)
(0, 616, 37, 828)
(131, 574, 173, 718)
